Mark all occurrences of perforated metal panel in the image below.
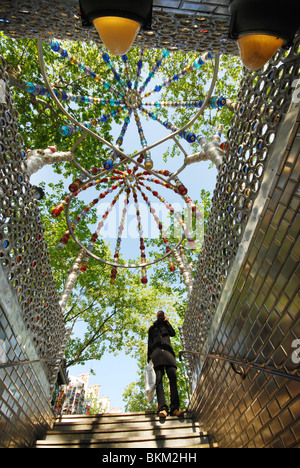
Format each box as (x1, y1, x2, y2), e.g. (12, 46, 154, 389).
(0, 0, 238, 54)
(0, 55, 67, 447)
(182, 38, 300, 448)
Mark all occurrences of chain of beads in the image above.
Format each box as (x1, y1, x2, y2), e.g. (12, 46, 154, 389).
(139, 49, 170, 94)
(59, 106, 124, 137)
(142, 96, 226, 109)
(110, 187, 130, 284)
(49, 40, 123, 98)
(143, 52, 214, 99)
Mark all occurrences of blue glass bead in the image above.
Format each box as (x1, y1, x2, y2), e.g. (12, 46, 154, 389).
(210, 97, 218, 109)
(51, 41, 60, 52)
(185, 133, 196, 143)
(59, 125, 74, 136)
(154, 85, 161, 92)
(127, 80, 132, 89)
(25, 82, 35, 93)
(62, 92, 68, 100)
(207, 52, 214, 59)
(137, 60, 143, 68)
(101, 115, 107, 122)
(163, 49, 170, 57)
(173, 74, 179, 80)
(102, 53, 110, 62)
(217, 97, 226, 107)
(122, 55, 128, 62)
(90, 72, 96, 78)
(60, 49, 68, 58)
(103, 159, 113, 170)
(3, 240, 9, 248)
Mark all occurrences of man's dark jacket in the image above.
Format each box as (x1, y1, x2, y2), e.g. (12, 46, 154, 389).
(147, 320, 177, 369)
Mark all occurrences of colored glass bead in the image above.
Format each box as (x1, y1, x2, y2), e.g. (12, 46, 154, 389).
(144, 158, 153, 170)
(25, 82, 35, 93)
(51, 203, 64, 217)
(59, 124, 74, 137)
(103, 159, 113, 170)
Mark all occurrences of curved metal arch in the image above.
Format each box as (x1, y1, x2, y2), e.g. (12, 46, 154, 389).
(37, 39, 220, 174)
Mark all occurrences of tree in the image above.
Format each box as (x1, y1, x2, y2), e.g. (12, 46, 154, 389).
(1, 33, 241, 403)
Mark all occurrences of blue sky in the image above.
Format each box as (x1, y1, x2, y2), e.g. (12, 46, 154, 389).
(29, 52, 221, 411)
(30, 131, 218, 411)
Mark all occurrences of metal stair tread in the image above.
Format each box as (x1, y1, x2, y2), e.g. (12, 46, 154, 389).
(51, 419, 200, 432)
(43, 426, 202, 441)
(36, 432, 210, 448)
(35, 412, 212, 448)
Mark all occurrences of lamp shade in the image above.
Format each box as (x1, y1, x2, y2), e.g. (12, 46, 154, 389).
(79, 0, 153, 55)
(228, 0, 300, 70)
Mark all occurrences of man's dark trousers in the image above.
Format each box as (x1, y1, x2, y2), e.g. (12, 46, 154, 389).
(155, 365, 179, 413)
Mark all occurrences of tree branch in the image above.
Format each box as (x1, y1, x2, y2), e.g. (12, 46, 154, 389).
(66, 308, 118, 368)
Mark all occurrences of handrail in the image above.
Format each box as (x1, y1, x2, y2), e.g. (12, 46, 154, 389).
(0, 358, 59, 369)
(179, 350, 300, 382)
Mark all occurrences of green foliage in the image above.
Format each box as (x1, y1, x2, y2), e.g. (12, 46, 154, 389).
(0, 32, 242, 410)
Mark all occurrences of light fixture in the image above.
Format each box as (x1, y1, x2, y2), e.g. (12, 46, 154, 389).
(79, 0, 153, 56)
(228, 0, 299, 71)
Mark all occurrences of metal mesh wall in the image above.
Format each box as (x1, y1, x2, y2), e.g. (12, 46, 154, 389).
(0, 55, 67, 447)
(181, 38, 300, 448)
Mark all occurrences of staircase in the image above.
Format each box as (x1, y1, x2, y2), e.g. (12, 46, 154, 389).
(35, 411, 214, 448)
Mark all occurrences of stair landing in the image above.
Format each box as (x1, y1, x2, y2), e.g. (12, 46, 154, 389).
(35, 411, 213, 449)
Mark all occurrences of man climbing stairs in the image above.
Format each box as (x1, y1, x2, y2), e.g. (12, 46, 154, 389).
(35, 411, 215, 448)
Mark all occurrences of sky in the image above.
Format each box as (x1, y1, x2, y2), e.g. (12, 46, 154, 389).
(30, 135, 218, 412)
(29, 52, 221, 412)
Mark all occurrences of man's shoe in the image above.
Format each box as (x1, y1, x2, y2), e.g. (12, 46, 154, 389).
(171, 409, 185, 417)
(159, 410, 168, 418)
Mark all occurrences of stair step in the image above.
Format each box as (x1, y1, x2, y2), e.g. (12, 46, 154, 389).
(43, 426, 201, 441)
(36, 434, 210, 449)
(35, 412, 212, 449)
(52, 419, 198, 432)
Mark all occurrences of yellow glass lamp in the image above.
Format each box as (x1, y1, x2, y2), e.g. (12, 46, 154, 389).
(228, 0, 299, 71)
(237, 34, 285, 71)
(79, 0, 153, 56)
(93, 16, 141, 56)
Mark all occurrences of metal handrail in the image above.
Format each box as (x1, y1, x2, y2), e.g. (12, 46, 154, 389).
(0, 358, 59, 369)
(179, 350, 300, 382)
